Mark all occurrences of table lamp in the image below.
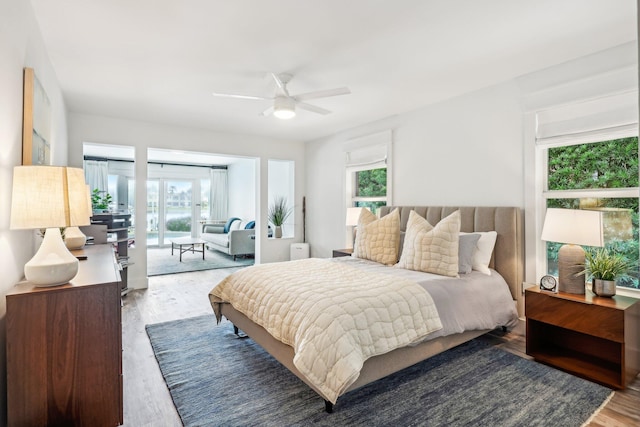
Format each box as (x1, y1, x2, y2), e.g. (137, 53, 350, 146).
(10, 166, 91, 286)
(346, 207, 368, 248)
(541, 208, 604, 294)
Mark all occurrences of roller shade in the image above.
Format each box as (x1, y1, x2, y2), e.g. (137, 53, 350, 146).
(536, 91, 638, 146)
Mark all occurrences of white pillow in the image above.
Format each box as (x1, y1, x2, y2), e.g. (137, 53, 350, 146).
(230, 220, 243, 231)
(459, 231, 497, 275)
(396, 210, 460, 277)
(353, 208, 400, 266)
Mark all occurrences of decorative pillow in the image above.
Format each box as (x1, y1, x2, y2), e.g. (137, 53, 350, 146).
(353, 208, 400, 265)
(458, 233, 481, 274)
(396, 210, 461, 277)
(223, 217, 241, 233)
(245, 221, 256, 230)
(459, 231, 497, 275)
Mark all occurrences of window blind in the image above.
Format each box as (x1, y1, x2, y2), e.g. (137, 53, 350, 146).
(344, 130, 391, 172)
(535, 91, 638, 146)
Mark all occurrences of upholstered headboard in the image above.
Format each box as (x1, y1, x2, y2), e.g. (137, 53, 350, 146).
(378, 206, 524, 301)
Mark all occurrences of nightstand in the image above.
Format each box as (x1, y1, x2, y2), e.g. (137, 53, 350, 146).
(332, 248, 353, 258)
(525, 286, 640, 389)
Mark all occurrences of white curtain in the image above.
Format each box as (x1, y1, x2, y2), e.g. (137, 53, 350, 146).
(84, 160, 109, 193)
(210, 169, 228, 220)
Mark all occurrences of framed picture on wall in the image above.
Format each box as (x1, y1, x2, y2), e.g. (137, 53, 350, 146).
(22, 67, 51, 165)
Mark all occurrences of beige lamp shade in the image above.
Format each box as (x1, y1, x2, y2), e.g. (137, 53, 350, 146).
(346, 207, 366, 226)
(10, 166, 91, 229)
(541, 208, 604, 247)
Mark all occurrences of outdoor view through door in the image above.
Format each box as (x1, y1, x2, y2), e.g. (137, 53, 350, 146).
(147, 179, 210, 246)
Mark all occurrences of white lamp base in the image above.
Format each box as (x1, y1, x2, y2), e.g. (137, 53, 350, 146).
(64, 226, 87, 249)
(25, 227, 79, 287)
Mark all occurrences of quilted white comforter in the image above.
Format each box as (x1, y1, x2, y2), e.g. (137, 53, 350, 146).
(209, 258, 443, 404)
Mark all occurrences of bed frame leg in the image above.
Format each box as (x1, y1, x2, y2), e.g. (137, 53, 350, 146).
(324, 400, 333, 413)
(232, 324, 247, 338)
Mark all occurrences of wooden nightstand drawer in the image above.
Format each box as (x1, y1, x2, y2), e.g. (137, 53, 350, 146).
(525, 290, 623, 342)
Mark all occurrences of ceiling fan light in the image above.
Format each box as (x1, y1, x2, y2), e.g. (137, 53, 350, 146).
(274, 96, 296, 119)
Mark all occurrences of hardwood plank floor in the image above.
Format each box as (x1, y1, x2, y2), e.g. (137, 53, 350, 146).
(121, 269, 640, 426)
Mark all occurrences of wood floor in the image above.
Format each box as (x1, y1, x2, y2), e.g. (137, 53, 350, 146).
(121, 268, 640, 426)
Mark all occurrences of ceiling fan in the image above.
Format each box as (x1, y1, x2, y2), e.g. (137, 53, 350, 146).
(212, 73, 351, 119)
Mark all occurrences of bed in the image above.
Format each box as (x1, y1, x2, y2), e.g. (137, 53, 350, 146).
(209, 205, 523, 412)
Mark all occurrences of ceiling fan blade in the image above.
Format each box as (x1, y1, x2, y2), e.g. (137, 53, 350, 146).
(212, 92, 271, 101)
(293, 87, 351, 101)
(298, 102, 331, 115)
(260, 106, 274, 117)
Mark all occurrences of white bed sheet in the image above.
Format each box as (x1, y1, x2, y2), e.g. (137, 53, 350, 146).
(332, 256, 519, 340)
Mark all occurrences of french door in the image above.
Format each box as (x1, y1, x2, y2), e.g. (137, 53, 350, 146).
(147, 179, 204, 247)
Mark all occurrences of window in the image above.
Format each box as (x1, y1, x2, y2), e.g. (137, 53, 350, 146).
(542, 137, 639, 290)
(534, 90, 639, 292)
(345, 131, 392, 215)
(352, 168, 387, 213)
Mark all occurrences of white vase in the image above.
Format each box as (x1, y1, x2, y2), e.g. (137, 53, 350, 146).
(275, 226, 282, 238)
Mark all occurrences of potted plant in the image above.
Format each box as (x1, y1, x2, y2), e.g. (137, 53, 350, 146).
(268, 196, 293, 238)
(91, 188, 113, 213)
(580, 248, 633, 297)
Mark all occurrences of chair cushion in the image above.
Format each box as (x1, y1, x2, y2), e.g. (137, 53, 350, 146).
(223, 217, 241, 233)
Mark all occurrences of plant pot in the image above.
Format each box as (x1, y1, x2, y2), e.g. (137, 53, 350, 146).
(592, 279, 616, 297)
(274, 226, 282, 238)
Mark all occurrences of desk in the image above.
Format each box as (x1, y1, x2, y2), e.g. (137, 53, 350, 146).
(171, 237, 207, 262)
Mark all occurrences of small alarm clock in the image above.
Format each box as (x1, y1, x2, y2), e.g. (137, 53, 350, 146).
(540, 275, 557, 292)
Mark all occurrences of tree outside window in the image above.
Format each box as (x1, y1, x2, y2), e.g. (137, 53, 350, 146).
(353, 167, 387, 214)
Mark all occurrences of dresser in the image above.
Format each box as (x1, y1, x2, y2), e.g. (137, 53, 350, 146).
(6, 244, 123, 426)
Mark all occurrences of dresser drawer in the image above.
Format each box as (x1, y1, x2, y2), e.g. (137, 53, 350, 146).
(525, 290, 624, 342)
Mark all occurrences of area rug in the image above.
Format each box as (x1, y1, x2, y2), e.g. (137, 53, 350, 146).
(146, 315, 612, 427)
(146, 247, 253, 276)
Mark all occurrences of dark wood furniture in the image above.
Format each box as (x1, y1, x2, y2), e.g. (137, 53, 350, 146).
(332, 248, 353, 258)
(525, 286, 640, 389)
(6, 244, 123, 426)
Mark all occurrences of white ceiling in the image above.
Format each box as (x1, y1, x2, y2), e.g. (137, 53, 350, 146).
(30, 0, 637, 142)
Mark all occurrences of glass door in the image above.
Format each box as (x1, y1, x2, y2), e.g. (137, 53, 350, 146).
(147, 180, 160, 246)
(163, 180, 193, 244)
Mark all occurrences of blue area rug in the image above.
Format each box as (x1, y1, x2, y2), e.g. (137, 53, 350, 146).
(146, 315, 612, 427)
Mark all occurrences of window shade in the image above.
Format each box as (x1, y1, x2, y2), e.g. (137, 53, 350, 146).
(344, 130, 391, 171)
(536, 91, 638, 146)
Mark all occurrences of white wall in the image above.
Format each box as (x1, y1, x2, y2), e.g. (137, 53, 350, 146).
(67, 113, 306, 283)
(268, 159, 295, 238)
(227, 158, 257, 221)
(305, 41, 638, 290)
(305, 81, 524, 259)
(0, 1, 69, 422)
